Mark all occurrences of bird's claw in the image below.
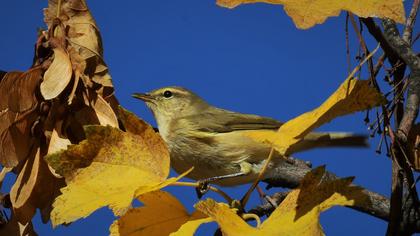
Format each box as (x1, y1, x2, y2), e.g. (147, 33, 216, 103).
(195, 180, 210, 199)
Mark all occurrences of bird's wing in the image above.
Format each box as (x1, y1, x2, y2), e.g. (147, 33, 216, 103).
(184, 108, 283, 133)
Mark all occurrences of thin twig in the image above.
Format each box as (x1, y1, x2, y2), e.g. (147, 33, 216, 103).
(361, 18, 401, 64)
(347, 44, 380, 80)
(373, 54, 387, 77)
(241, 147, 275, 207)
(349, 13, 379, 91)
(403, 0, 420, 44)
(241, 213, 261, 227)
(248, 192, 289, 217)
(345, 12, 351, 74)
(382, 19, 420, 142)
(413, 32, 420, 45)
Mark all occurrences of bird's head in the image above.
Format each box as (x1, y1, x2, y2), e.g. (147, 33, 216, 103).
(132, 86, 209, 125)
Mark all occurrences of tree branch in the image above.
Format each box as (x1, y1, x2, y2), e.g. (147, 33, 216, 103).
(387, 155, 404, 235)
(403, 0, 420, 44)
(382, 19, 420, 141)
(361, 18, 401, 64)
(358, 14, 420, 235)
(248, 192, 289, 216)
(263, 160, 391, 222)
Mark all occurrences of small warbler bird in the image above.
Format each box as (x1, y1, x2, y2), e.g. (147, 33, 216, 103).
(133, 87, 367, 186)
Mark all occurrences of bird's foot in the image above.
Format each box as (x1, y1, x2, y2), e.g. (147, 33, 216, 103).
(195, 180, 210, 199)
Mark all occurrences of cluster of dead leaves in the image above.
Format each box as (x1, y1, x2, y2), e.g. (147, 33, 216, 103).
(0, 0, 120, 234)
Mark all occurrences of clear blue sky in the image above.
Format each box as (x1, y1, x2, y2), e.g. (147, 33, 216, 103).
(0, 1, 417, 235)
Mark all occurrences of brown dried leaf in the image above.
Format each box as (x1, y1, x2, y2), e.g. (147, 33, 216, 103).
(0, 50, 45, 171)
(67, 46, 86, 104)
(40, 48, 73, 100)
(47, 129, 71, 155)
(0, 68, 44, 167)
(0, 70, 41, 153)
(92, 72, 113, 87)
(0, 111, 39, 168)
(67, 70, 80, 104)
(45, 0, 101, 59)
(44, 0, 113, 91)
(0, 68, 42, 113)
(91, 95, 119, 127)
(9, 147, 65, 224)
(43, 0, 119, 128)
(0, 215, 37, 236)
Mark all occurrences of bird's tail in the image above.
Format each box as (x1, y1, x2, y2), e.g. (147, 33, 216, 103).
(286, 132, 368, 155)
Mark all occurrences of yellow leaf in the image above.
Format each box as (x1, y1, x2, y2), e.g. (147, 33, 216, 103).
(40, 48, 73, 100)
(216, 0, 405, 29)
(245, 77, 385, 155)
(259, 166, 367, 235)
(195, 200, 258, 236)
(45, 123, 176, 226)
(195, 166, 368, 236)
(170, 217, 213, 236)
(110, 191, 211, 236)
(117, 106, 158, 137)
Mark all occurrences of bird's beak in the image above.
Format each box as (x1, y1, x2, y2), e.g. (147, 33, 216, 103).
(132, 93, 154, 103)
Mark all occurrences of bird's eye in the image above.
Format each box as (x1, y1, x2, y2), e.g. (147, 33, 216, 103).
(163, 90, 173, 98)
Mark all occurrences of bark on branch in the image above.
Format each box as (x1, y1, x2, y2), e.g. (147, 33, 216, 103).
(382, 18, 420, 142)
(381, 16, 420, 235)
(263, 160, 391, 222)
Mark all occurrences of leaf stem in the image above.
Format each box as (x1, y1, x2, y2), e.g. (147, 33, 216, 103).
(346, 44, 380, 81)
(241, 213, 261, 228)
(241, 147, 275, 207)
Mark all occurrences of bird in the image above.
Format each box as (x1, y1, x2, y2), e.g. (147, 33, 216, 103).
(132, 86, 367, 186)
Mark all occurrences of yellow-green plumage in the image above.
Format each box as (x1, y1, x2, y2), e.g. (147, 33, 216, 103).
(133, 87, 367, 186)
